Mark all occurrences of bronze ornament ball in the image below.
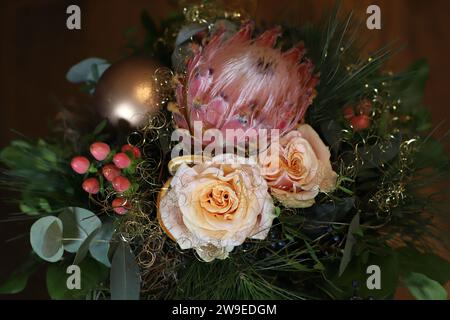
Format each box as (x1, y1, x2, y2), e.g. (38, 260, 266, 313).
(94, 55, 164, 128)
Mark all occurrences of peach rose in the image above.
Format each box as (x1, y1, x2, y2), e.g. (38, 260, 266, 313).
(259, 124, 338, 208)
(158, 154, 275, 262)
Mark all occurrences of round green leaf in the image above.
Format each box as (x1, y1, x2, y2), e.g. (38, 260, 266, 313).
(59, 207, 101, 253)
(89, 219, 114, 267)
(73, 228, 100, 265)
(30, 216, 64, 262)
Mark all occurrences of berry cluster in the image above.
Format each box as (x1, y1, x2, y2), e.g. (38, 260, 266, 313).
(70, 142, 141, 215)
(343, 99, 372, 131)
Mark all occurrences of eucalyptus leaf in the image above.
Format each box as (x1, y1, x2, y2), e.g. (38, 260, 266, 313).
(110, 239, 140, 300)
(175, 24, 207, 46)
(66, 57, 110, 84)
(59, 207, 101, 253)
(0, 253, 41, 294)
(89, 219, 115, 267)
(30, 216, 64, 262)
(73, 228, 100, 265)
(339, 212, 360, 276)
(403, 272, 447, 300)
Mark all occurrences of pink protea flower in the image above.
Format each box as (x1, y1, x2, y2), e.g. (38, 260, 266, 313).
(171, 23, 319, 142)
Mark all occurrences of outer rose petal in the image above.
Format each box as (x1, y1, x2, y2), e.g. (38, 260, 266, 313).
(296, 124, 338, 193)
(158, 178, 201, 249)
(250, 192, 275, 239)
(271, 186, 319, 208)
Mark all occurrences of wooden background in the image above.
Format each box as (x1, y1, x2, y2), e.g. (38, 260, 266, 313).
(0, 0, 449, 299)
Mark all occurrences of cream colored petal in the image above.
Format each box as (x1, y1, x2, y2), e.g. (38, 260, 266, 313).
(297, 124, 331, 163)
(271, 186, 319, 208)
(159, 188, 201, 249)
(250, 193, 275, 240)
(318, 163, 338, 193)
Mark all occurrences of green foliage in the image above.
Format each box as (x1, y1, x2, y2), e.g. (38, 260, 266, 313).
(171, 257, 310, 300)
(396, 247, 450, 285)
(46, 257, 108, 300)
(73, 228, 101, 265)
(326, 243, 450, 300)
(282, 4, 395, 124)
(89, 218, 114, 267)
(0, 253, 42, 294)
(30, 216, 64, 263)
(110, 239, 140, 300)
(339, 213, 360, 276)
(394, 60, 432, 132)
(59, 207, 102, 253)
(403, 272, 447, 300)
(0, 139, 81, 215)
(28, 207, 114, 269)
(328, 247, 400, 299)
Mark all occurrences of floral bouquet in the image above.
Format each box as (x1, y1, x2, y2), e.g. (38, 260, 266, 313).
(1, 1, 449, 300)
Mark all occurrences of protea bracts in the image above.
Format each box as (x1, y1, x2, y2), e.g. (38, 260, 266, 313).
(170, 23, 319, 144)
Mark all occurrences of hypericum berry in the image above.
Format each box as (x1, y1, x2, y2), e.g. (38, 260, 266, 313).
(71, 156, 90, 174)
(90, 142, 110, 161)
(102, 164, 121, 182)
(82, 178, 100, 194)
(343, 105, 354, 120)
(356, 99, 372, 115)
(112, 176, 131, 193)
(351, 115, 371, 131)
(112, 197, 130, 215)
(121, 144, 141, 158)
(113, 153, 131, 169)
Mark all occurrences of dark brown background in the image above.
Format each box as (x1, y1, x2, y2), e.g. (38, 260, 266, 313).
(0, 0, 449, 299)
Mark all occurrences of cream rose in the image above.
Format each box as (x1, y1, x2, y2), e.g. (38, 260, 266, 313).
(259, 124, 338, 208)
(158, 154, 275, 262)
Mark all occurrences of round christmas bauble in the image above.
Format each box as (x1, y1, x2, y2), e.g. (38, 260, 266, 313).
(94, 55, 163, 128)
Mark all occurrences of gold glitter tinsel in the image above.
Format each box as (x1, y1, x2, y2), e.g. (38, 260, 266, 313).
(181, 0, 252, 25)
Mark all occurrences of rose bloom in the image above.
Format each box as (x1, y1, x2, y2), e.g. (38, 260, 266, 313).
(158, 154, 275, 262)
(259, 124, 338, 208)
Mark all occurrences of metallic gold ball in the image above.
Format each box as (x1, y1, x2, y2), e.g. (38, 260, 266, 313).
(94, 55, 163, 128)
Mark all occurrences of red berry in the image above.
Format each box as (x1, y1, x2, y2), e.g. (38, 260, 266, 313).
(102, 164, 121, 182)
(90, 142, 110, 161)
(356, 99, 372, 115)
(112, 176, 131, 193)
(71, 156, 90, 174)
(82, 178, 100, 194)
(113, 153, 131, 169)
(351, 115, 371, 131)
(121, 144, 141, 158)
(343, 105, 354, 120)
(112, 197, 130, 215)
